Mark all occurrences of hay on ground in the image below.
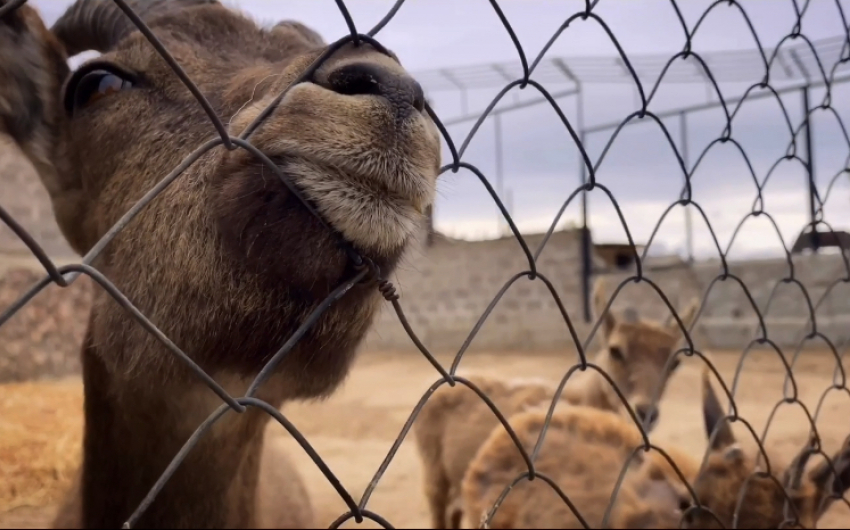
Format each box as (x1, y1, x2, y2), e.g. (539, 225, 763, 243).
(0, 377, 83, 513)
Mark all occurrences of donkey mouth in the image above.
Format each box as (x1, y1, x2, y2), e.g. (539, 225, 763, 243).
(274, 153, 432, 215)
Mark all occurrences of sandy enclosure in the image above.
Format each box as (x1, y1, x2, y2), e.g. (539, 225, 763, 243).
(2, 348, 850, 529)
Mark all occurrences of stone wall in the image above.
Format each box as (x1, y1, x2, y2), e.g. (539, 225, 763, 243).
(362, 236, 850, 356)
(1, 140, 83, 383)
(361, 229, 601, 353)
(0, 137, 76, 258)
(0, 259, 90, 383)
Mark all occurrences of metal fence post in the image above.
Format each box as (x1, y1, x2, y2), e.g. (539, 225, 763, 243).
(577, 87, 592, 323)
(802, 85, 819, 252)
(494, 113, 505, 236)
(679, 112, 695, 264)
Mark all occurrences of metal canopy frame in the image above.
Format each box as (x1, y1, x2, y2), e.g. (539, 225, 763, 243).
(416, 34, 850, 323)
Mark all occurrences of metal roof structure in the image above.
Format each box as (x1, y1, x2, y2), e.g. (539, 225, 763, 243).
(412, 35, 850, 94)
(412, 33, 850, 256)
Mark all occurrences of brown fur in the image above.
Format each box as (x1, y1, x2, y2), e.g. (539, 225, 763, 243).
(679, 368, 850, 529)
(52, 428, 315, 529)
(254, 432, 316, 529)
(0, 1, 70, 202)
(459, 405, 701, 529)
(412, 277, 700, 529)
(1, 1, 440, 528)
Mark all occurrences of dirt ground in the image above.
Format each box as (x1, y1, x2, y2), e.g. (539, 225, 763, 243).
(2, 348, 850, 529)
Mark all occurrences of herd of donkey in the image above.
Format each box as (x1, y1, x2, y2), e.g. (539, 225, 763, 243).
(2, 0, 850, 528)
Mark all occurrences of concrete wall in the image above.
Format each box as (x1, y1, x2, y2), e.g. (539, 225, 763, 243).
(0, 140, 76, 258)
(687, 253, 850, 351)
(362, 235, 850, 356)
(1, 140, 85, 383)
(0, 258, 90, 383)
(2, 224, 849, 383)
(361, 229, 602, 353)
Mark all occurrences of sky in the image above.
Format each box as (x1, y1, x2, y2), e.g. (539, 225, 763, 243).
(28, 0, 850, 261)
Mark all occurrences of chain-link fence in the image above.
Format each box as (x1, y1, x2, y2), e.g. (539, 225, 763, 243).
(2, 0, 850, 528)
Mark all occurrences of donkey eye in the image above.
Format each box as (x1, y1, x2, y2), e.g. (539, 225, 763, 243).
(66, 68, 134, 115)
(74, 70, 132, 108)
(609, 346, 625, 361)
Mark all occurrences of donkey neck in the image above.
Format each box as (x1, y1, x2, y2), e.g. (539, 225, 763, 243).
(79, 334, 270, 529)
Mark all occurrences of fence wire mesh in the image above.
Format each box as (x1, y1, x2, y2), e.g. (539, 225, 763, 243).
(2, 0, 850, 528)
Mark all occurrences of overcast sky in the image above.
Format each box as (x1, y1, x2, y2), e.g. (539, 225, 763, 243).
(29, 0, 850, 261)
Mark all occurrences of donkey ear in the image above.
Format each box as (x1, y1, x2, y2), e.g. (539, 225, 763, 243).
(593, 277, 616, 338)
(783, 433, 818, 492)
(701, 366, 735, 451)
(665, 297, 700, 336)
(806, 434, 850, 518)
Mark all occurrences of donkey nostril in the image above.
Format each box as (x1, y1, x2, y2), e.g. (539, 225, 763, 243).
(411, 80, 425, 112)
(325, 62, 424, 114)
(327, 65, 382, 98)
(636, 405, 659, 427)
